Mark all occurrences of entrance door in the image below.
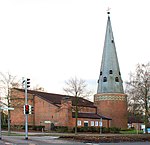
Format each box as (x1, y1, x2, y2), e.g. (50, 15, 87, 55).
(84, 121, 88, 127)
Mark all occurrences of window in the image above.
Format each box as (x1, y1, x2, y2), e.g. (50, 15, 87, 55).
(95, 121, 98, 126)
(109, 70, 113, 74)
(77, 120, 81, 126)
(84, 121, 88, 127)
(91, 121, 94, 126)
(103, 77, 107, 82)
(100, 71, 102, 75)
(97, 79, 99, 83)
(111, 40, 114, 43)
(119, 71, 121, 75)
(115, 77, 119, 82)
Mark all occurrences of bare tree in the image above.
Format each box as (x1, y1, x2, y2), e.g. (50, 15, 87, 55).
(33, 84, 45, 92)
(126, 62, 150, 133)
(63, 77, 92, 135)
(0, 72, 21, 135)
(126, 83, 144, 114)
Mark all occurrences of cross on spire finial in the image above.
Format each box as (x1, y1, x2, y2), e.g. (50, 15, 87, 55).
(107, 7, 111, 15)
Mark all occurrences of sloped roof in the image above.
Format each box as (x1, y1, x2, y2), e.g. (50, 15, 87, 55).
(128, 116, 144, 123)
(14, 88, 96, 108)
(72, 112, 112, 120)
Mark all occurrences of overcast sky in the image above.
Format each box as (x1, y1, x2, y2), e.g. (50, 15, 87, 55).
(0, 0, 149, 99)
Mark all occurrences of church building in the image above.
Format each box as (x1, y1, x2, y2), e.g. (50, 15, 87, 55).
(10, 88, 111, 130)
(10, 12, 127, 130)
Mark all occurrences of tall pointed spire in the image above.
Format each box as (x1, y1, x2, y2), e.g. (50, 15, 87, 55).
(97, 13, 124, 94)
(94, 12, 127, 129)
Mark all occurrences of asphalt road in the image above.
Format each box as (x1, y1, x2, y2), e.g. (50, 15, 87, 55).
(0, 136, 149, 145)
(95, 143, 150, 145)
(0, 136, 84, 145)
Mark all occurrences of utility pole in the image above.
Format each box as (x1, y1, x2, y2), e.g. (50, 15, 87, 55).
(22, 78, 30, 140)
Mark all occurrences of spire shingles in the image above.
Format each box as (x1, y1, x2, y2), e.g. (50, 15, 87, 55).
(97, 15, 124, 93)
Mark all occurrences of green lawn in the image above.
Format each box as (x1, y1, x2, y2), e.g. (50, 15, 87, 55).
(120, 130, 143, 134)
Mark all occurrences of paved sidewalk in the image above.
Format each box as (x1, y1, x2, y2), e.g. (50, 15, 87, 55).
(2, 130, 150, 136)
(0, 131, 150, 144)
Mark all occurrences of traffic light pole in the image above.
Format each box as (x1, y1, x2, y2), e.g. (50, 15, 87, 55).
(25, 79, 28, 140)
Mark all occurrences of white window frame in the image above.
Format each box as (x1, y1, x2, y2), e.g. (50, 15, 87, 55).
(77, 120, 81, 126)
(95, 121, 98, 126)
(91, 121, 94, 126)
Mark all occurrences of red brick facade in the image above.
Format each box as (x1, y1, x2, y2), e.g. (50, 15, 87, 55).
(94, 93, 128, 129)
(10, 88, 111, 130)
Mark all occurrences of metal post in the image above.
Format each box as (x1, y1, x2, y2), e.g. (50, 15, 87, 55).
(25, 79, 28, 140)
(100, 118, 102, 134)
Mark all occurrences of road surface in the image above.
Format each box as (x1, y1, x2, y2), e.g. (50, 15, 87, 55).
(0, 136, 149, 145)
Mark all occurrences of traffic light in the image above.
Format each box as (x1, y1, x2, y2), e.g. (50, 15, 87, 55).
(27, 78, 30, 88)
(25, 104, 29, 114)
(22, 78, 30, 89)
(31, 106, 34, 114)
(29, 105, 34, 114)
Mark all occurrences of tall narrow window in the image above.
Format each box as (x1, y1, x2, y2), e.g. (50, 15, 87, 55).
(95, 121, 98, 126)
(115, 77, 119, 82)
(77, 120, 81, 126)
(103, 77, 107, 82)
(100, 71, 102, 76)
(109, 70, 113, 74)
(91, 121, 94, 126)
(119, 71, 121, 75)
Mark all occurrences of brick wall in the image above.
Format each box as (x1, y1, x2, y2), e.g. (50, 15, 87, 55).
(78, 106, 97, 113)
(10, 89, 77, 129)
(10, 89, 110, 130)
(94, 93, 127, 129)
(10, 89, 27, 126)
(34, 95, 58, 129)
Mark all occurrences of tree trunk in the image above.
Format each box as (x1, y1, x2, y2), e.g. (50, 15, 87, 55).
(75, 105, 78, 135)
(75, 94, 78, 135)
(7, 110, 11, 135)
(144, 92, 149, 134)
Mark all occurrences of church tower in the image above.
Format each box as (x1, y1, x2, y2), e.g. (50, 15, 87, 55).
(94, 12, 127, 128)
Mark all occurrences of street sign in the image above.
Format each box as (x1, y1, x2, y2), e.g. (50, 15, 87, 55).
(44, 121, 51, 124)
(0, 107, 14, 110)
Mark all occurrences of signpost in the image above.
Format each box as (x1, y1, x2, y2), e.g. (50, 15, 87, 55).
(100, 118, 102, 134)
(0, 107, 14, 111)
